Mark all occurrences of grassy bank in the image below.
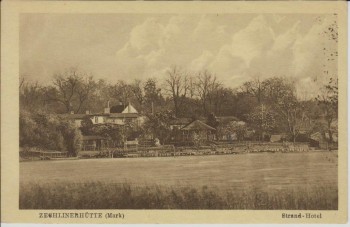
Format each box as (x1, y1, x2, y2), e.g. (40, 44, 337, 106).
(20, 182, 338, 210)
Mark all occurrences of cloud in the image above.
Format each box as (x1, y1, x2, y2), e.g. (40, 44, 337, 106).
(161, 16, 190, 48)
(190, 50, 214, 71)
(229, 15, 275, 66)
(20, 13, 338, 97)
(128, 18, 163, 54)
(207, 45, 247, 84)
(115, 15, 200, 80)
(193, 15, 275, 83)
(191, 15, 230, 51)
(244, 20, 301, 79)
(113, 14, 337, 94)
(292, 16, 337, 81)
(269, 21, 300, 54)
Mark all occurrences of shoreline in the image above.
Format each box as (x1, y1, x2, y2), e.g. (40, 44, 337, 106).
(20, 149, 337, 162)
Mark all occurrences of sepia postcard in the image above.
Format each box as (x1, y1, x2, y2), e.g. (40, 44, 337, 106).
(1, 0, 348, 224)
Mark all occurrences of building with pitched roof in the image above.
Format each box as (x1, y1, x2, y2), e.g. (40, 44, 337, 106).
(180, 119, 216, 142)
(61, 102, 143, 128)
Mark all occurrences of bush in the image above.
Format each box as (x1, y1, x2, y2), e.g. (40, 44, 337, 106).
(59, 121, 82, 156)
(20, 110, 82, 155)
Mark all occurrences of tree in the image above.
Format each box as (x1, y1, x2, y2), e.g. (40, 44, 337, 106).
(316, 78, 338, 143)
(206, 113, 219, 129)
(49, 70, 81, 112)
(218, 121, 247, 142)
(47, 68, 96, 113)
(232, 122, 248, 142)
(20, 110, 82, 155)
(262, 77, 303, 142)
(75, 76, 96, 113)
(144, 78, 163, 114)
(85, 79, 111, 113)
(247, 105, 276, 141)
(196, 70, 219, 114)
(109, 80, 133, 106)
(143, 110, 173, 144)
(206, 81, 223, 114)
(206, 113, 219, 140)
(59, 120, 82, 157)
(164, 66, 189, 117)
(233, 92, 259, 121)
(261, 77, 295, 105)
(240, 77, 264, 104)
(20, 111, 66, 151)
(20, 79, 47, 112)
(130, 79, 145, 112)
(208, 86, 230, 116)
(20, 110, 45, 148)
(284, 101, 309, 143)
(80, 115, 94, 135)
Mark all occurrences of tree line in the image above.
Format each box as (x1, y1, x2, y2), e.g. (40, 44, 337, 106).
(20, 67, 240, 118)
(20, 66, 338, 144)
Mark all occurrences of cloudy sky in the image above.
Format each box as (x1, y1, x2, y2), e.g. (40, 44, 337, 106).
(20, 13, 337, 97)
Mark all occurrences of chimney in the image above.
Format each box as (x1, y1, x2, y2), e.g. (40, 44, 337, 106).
(86, 110, 90, 115)
(70, 111, 74, 115)
(107, 100, 110, 108)
(128, 102, 131, 113)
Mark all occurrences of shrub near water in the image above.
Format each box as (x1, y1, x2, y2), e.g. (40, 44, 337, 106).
(20, 182, 338, 210)
(20, 111, 82, 156)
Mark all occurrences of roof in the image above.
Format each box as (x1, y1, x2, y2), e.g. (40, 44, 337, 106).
(110, 105, 127, 113)
(60, 112, 139, 119)
(181, 120, 216, 131)
(217, 116, 240, 122)
(109, 113, 139, 118)
(82, 135, 107, 141)
(310, 132, 324, 141)
(61, 114, 87, 119)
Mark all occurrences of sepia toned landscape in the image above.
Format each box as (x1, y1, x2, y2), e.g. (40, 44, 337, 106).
(19, 13, 338, 210)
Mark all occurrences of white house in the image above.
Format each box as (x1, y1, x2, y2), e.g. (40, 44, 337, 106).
(62, 102, 142, 127)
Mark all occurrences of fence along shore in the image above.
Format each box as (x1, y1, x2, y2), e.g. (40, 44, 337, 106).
(20, 142, 313, 160)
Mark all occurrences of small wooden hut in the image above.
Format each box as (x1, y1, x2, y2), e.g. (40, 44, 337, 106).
(180, 120, 216, 143)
